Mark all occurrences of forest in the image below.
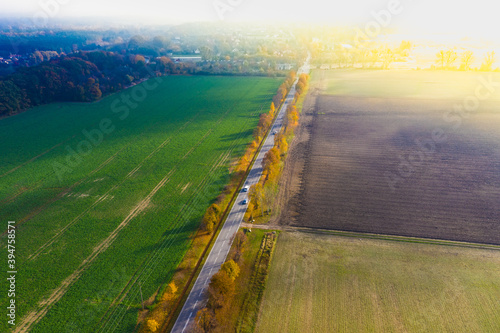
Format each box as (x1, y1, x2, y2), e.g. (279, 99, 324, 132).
(0, 51, 190, 117)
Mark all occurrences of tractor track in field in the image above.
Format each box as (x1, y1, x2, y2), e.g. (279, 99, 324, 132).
(1, 93, 201, 226)
(15, 106, 234, 332)
(97, 149, 231, 332)
(0, 135, 77, 179)
(95, 90, 261, 332)
(15, 111, 203, 247)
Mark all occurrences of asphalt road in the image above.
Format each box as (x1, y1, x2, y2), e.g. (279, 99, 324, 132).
(170, 58, 310, 333)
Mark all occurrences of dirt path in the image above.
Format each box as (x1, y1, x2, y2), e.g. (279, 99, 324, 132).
(240, 223, 500, 251)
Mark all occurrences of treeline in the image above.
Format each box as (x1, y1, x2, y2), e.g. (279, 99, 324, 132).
(194, 231, 247, 333)
(234, 232, 277, 332)
(311, 41, 412, 70)
(434, 50, 497, 71)
(199, 70, 296, 231)
(0, 51, 188, 117)
(200, 71, 296, 234)
(191, 73, 308, 333)
(230, 71, 296, 178)
(246, 73, 309, 220)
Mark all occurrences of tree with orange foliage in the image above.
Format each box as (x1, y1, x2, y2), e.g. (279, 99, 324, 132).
(254, 113, 272, 139)
(194, 308, 217, 333)
(236, 152, 251, 173)
(207, 271, 235, 311)
(134, 55, 146, 65)
(263, 147, 280, 172)
(269, 102, 276, 118)
(249, 183, 265, 217)
(221, 260, 240, 281)
(146, 319, 159, 332)
(202, 203, 221, 233)
(276, 135, 288, 155)
(286, 70, 297, 87)
(161, 281, 178, 302)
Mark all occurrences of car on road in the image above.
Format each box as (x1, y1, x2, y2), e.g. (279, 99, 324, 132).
(272, 130, 277, 135)
(241, 199, 248, 205)
(241, 185, 249, 192)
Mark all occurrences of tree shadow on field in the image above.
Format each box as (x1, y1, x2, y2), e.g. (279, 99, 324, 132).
(218, 129, 253, 142)
(132, 225, 196, 280)
(237, 113, 258, 119)
(251, 93, 275, 103)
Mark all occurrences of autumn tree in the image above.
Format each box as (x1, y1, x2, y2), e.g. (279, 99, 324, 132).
(221, 260, 240, 281)
(296, 81, 305, 95)
(435, 50, 446, 69)
(297, 73, 309, 94)
(445, 50, 457, 69)
(202, 204, 221, 233)
(262, 146, 281, 184)
(161, 281, 178, 302)
(134, 54, 146, 65)
(254, 113, 272, 139)
(270, 102, 276, 117)
(276, 134, 288, 155)
(249, 183, 265, 217)
(207, 271, 235, 311)
(381, 48, 395, 69)
(235, 152, 251, 173)
(85, 78, 102, 101)
(397, 40, 412, 56)
(272, 84, 288, 107)
(194, 308, 217, 333)
(284, 103, 299, 136)
(146, 319, 159, 332)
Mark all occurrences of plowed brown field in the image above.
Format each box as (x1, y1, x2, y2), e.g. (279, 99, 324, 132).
(291, 86, 500, 245)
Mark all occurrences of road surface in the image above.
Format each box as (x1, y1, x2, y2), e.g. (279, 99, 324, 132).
(170, 57, 310, 333)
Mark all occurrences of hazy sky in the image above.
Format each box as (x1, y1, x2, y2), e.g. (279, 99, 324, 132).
(1, 0, 499, 40)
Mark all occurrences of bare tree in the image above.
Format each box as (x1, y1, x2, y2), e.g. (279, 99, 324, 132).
(382, 48, 395, 69)
(436, 50, 446, 69)
(435, 50, 457, 69)
(480, 51, 496, 71)
(460, 51, 474, 71)
(444, 50, 457, 69)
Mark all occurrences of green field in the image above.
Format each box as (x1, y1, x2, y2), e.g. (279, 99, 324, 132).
(0, 75, 281, 332)
(255, 231, 500, 333)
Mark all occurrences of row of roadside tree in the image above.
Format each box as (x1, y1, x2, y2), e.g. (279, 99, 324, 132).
(139, 71, 297, 333)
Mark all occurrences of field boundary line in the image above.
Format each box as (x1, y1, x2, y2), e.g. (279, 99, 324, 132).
(243, 223, 500, 251)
